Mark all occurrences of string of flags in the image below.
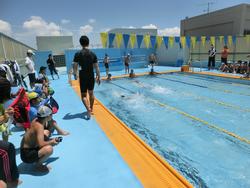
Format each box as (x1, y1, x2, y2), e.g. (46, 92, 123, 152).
(100, 32, 250, 49)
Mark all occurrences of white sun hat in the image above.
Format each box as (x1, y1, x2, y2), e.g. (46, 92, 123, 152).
(37, 105, 52, 118)
(27, 49, 35, 55)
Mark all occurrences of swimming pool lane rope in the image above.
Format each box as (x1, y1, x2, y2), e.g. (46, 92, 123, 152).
(179, 72, 250, 89)
(132, 80, 250, 113)
(108, 82, 250, 145)
(154, 75, 250, 97)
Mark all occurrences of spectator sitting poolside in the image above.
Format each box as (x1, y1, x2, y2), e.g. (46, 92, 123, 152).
(20, 105, 60, 172)
(107, 73, 112, 81)
(129, 69, 135, 78)
(0, 78, 14, 141)
(28, 92, 69, 136)
(0, 140, 22, 187)
(37, 66, 49, 84)
(242, 55, 250, 78)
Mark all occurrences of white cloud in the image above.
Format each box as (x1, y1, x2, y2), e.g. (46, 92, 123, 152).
(88, 19, 96, 24)
(121, 26, 136, 29)
(142, 24, 157, 29)
(61, 19, 70, 24)
(79, 25, 93, 35)
(23, 16, 61, 36)
(0, 20, 12, 36)
(158, 27, 180, 36)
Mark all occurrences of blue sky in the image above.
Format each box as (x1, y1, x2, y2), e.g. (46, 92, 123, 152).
(0, 0, 248, 48)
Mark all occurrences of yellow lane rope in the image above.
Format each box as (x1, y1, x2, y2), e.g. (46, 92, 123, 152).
(108, 79, 250, 145)
(132, 80, 250, 113)
(148, 98, 250, 145)
(71, 80, 193, 188)
(155, 74, 250, 97)
(178, 73, 250, 96)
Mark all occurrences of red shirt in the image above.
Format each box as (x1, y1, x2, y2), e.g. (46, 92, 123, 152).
(221, 48, 229, 58)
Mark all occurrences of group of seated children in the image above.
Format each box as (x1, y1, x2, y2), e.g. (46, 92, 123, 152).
(0, 66, 69, 187)
(219, 60, 250, 77)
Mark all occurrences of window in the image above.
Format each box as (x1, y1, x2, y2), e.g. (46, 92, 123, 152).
(244, 29, 250, 35)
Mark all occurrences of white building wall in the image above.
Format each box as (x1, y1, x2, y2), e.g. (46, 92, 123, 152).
(36, 36, 73, 55)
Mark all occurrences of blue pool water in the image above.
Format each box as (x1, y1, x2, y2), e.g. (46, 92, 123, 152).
(95, 72, 250, 188)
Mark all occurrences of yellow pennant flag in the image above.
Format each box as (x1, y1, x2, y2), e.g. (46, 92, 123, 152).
(201, 36, 206, 46)
(219, 36, 224, 44)
(191, 36, 196, 48)
(130, 34, 136, 48)
(115, 33, 123, 48)
(246, 35, 250, 44)
(144, 34, 150, 48)
(210, 36, 215, 45)
(169, 36, 174, 48)
(156, 36, 162, 48)
(100, 32, 108, 48)
(228, 35, 233, 46)
(180, 36, 186, 48)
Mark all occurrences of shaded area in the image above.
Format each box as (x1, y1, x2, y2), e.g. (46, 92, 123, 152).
(63, 112, 90, 120)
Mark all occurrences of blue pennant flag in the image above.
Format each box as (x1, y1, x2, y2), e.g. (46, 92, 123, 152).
(186, 36, 191, 48)
(150, 36, 156, 48)
(163, 36, 169, 48)
(108, 33, 115, 48)
(136, 35, 143, 48)
(175, 36, 180, 43)
(224, 36, 228, 45)
(123, 34, 130, 48)
(232, 36, 236, 45)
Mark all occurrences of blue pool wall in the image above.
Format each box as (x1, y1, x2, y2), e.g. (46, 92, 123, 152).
(156, 42, 189, 67)
(34, 50, 52, 75)
(64, 48, 155, 73)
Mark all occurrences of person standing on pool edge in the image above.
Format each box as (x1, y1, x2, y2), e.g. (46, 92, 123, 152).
(73, 36, 101, 118)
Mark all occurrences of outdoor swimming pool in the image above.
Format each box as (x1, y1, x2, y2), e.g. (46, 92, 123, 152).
(95, 72, 250, 188)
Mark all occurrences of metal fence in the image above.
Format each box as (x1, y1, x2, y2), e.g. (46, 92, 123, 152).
(190, 36, 250, 63)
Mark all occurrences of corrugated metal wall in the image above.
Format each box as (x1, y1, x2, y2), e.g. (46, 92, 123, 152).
(0, 32, 36, 75)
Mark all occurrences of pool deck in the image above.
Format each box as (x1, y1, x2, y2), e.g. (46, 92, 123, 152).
(9, 75, 142, 188)
(8, 65, 249, 188)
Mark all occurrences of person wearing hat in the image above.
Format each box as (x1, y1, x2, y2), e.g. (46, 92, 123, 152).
(20, 105, 59, 172)
(37, 66, 49, 84)
(47, 54, 59, 80)
(28, 92, 69, 136)
(124, 53, 131, 74)
(129, 69, 135, 78)
(25, 49, 36, 89)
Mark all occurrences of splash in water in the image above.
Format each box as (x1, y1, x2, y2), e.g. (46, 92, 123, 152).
(150, 85, 173, 95)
